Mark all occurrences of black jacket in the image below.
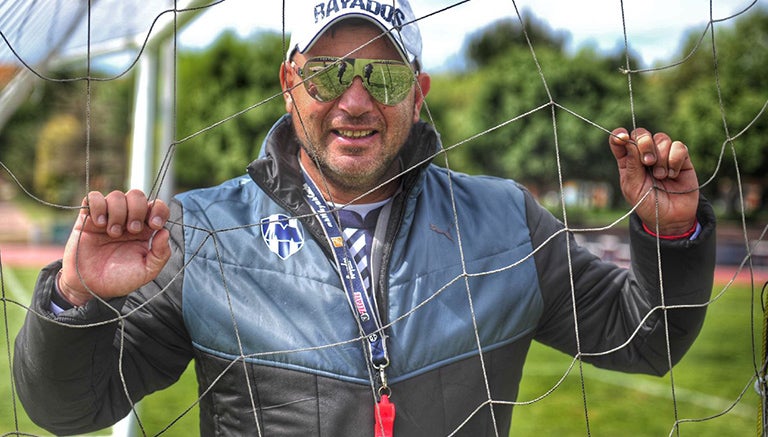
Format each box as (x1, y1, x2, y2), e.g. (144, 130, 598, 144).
(14, 117, 716, 436)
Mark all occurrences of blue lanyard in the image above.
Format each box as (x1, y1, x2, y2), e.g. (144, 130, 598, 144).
(301, 172, 390, 369)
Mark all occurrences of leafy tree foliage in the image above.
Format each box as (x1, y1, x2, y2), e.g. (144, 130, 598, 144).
(2, 8, 764, 217)
(428, 8, 767, 217)
(0, 70, 132, 205)
(0, 90, 49, 197)
(465, 10, 568, 68)
(427, 17, 660, 206)
(174, 30, 285, 191)
(658, 6, 768, 216)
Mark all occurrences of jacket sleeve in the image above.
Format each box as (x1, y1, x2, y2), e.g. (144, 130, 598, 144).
(528, 190, 716, 376)
(13, 200, 192, 436)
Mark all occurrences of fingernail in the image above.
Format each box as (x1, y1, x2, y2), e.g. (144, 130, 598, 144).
(130, 220, 142, 232)
(654, 167, 667, 179)
(151, 216, 163, 228)
(643, 153, 655, 165)
(96, 215, 107, 226)
(110, 224, 122, 235)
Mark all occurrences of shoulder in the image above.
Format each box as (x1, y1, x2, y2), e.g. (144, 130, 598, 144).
(172, 175, 268, 231)
(175, 175, 260, 209)
(421, 164, 529, 205)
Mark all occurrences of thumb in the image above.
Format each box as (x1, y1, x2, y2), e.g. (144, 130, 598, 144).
(145, 229, 171, 277)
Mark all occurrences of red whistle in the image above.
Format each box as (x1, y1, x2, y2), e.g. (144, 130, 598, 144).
(374, 394, 395, 437)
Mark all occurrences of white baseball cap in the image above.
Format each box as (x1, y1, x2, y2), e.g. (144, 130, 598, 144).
(287, 0, 423, 69)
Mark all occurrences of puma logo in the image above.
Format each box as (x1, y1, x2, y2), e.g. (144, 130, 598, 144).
(430, 223, 454, 242)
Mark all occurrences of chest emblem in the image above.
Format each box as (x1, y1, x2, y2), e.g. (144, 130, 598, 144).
(260, 214, 305, 260)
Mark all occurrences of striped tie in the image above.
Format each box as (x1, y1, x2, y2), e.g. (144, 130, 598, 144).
(337, 208, 380, 292)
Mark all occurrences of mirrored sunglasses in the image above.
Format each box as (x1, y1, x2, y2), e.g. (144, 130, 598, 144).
(293, 56, 416, 105)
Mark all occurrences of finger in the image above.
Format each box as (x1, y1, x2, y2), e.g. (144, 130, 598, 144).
(667, 140, 691, 179)
(651, 132, 672, 179)
(85, 191, 108, 228)
(631, 128, 656, 166)
(104, 190, 128, 237)
(146, 228, 172, 275)
(608, 127, 631, 161)
(147, 199, 170, 230)
(124, 189, 149, 234)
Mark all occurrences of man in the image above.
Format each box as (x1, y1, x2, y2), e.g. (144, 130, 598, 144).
(14, 1, 715, 436)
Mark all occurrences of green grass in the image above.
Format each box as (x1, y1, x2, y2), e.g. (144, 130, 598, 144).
(0, 266, 200, 436)
(513, 282, 759, 436)
(1, 266, 41, 435)
(1, 266, 761, 436)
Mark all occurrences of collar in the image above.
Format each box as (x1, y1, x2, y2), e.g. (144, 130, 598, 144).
(245, 114, 441, 253)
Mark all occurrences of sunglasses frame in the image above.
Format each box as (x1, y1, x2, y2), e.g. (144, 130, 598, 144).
(292, 56, 417, 106)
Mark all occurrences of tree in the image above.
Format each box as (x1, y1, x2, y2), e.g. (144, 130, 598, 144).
(1, 68, 132, 206)
(33, 113, 84, 205)
(3, 30, 290, 200)
(659, 6, 768, 217)
(427, 16, 659, 208)
(174, 31, 285, 191)
(465, 10, 568, 68)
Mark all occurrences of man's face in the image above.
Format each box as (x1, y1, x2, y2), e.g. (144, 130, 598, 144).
(281, 22, 430, 203)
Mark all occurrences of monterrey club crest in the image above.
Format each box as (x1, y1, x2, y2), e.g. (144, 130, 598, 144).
(260, 214, 305, 260)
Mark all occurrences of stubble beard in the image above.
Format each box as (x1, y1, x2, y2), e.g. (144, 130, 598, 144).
(302, 142, 399, 200)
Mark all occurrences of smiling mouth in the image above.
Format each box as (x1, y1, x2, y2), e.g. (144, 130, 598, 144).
(335, 129, 376, 139)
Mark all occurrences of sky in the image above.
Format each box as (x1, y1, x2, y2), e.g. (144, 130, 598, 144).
(177, 0, 753, 71)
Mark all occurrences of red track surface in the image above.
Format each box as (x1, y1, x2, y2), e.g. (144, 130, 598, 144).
(0, 243, 64, 268)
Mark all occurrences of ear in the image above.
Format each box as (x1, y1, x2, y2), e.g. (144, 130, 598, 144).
(279, 61, 295, 113)
(412, 72, 431, 123)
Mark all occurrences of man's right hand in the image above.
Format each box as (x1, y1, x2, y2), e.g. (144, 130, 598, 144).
(57, 189, 171, 307)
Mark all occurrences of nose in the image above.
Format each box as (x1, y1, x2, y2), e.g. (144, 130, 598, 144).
(336, 77, 376, 116)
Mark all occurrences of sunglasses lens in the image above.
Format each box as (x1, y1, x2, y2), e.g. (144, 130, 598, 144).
(303, 59, 351, 102)
(301, 58, 414, 105)
(363, 61, 414, 105)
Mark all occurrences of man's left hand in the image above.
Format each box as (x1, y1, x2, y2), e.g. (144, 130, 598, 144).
(609, 127, 700, 236)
